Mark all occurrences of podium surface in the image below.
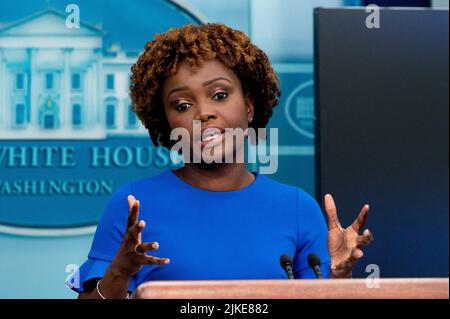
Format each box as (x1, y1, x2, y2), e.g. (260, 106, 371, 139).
(132, 278, 449, 299)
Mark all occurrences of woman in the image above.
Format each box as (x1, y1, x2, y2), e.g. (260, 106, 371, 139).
(70, 23, 373, 299)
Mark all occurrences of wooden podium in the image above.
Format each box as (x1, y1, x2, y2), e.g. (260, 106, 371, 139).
(132, 278, 449, 299)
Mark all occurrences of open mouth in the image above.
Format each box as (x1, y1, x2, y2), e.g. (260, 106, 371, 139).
(198, 126, 226, 148)
(201, 130, 225, 148)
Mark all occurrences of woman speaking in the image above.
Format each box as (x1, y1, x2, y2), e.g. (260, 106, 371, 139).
(68, 23, 374, 299)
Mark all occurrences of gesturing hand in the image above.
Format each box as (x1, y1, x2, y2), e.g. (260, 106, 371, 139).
(109, 195, 171, 278)
(324, 194, 374, 278)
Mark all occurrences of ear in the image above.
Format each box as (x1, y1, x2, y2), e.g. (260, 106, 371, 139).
(245, 93, 254, 122)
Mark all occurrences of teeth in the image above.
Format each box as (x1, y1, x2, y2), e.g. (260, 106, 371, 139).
(202, 133, 221, 142)
(201, 128, 223, 142)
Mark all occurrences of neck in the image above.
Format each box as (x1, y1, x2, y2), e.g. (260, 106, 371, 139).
(173, 162, 255, 192)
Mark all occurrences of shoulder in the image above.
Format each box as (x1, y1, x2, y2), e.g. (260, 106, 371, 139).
(255, 175, 318, 220)
(296, 188, 327, 234)
(108, 169, 175, 203)
(257, 173, 299, 198)
(257, 174, 321, 208)
(296, 187, 322, 213)
(97, 170, 170, 225)
(260, 175, 324, 222)
(127, 169, 172, 193)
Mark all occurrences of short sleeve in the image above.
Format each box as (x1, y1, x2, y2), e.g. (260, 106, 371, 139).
(66, 182, 137, 294)
(293, 188, 331, 279)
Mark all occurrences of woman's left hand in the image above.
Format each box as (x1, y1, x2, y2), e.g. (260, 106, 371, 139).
(324, 194, 374, 278)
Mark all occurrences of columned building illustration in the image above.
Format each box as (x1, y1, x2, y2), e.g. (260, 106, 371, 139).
(0, 8, 147, 139)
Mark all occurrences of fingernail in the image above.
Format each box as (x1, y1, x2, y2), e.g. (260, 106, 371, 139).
(152, 242, 159, 249)
(164, 259, 170, 264)
(139, 220, 145, 228)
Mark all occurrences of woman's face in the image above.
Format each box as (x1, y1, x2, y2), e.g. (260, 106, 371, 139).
(161, 58, 254, 163)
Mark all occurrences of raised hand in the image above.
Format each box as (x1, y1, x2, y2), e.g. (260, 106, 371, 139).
(109, 195, 171, 278)
(324, 194, 374, 278)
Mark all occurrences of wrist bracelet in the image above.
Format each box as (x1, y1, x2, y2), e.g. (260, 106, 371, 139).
(96, 279, 130, 299)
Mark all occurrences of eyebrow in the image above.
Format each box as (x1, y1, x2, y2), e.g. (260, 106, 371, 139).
(166, 77, 232, 99)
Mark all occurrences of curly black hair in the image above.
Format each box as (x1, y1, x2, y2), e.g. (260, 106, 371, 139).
(129, 22, 281, 149)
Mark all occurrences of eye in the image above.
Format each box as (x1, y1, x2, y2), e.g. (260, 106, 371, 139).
(176, 103, 191, 112)
(213, 91, 228, 101)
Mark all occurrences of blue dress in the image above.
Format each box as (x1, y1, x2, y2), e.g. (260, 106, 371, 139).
(67, 169, 331, 293)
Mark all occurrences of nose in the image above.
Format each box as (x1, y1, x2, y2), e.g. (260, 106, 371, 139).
(195, 101, 217, 123)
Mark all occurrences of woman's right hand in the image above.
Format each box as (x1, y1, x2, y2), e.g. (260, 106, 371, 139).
(109, 195, 171, 278)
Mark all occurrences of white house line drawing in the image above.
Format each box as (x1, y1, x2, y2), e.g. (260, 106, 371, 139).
(0, 8, 147, 140)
